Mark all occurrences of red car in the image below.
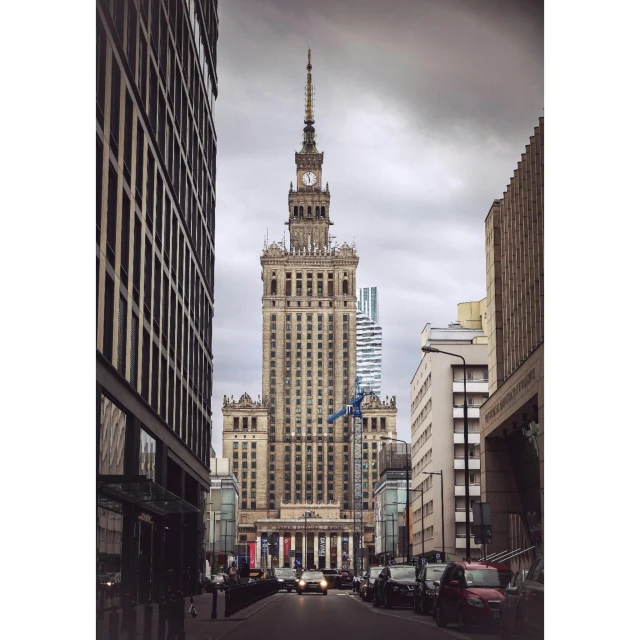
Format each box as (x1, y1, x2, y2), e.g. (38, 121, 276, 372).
(433, 561, 512, 630)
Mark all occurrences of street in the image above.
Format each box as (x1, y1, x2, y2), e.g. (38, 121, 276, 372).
(212, 591, 502, 640)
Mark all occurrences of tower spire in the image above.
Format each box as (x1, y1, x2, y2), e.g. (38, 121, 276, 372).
(301, 48, 318, 153)
(305, 48, 314, 125)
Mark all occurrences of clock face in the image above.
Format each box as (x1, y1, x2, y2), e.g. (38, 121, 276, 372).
(302, 171, 317, 186)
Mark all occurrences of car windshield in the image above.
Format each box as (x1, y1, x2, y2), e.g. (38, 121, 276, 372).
(302, 572, 324, 580)
(389, 567, 416, 581)
(426, 566, 446, 580)
(275, 569, 295, 577)
(464, 568, 513, 588)
(322, 570, 338, 574)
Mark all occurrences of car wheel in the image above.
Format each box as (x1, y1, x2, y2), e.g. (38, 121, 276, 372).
(323, 590, 328, 596)
(372, 592, 379, 608)
(383, 591, 392, 609)
(457, 606, 467, 631)
(297, 590, 301, 595)
(435, 603, 447, 628)
(287, 589, 292, 593)
(413, 595, 421, 613)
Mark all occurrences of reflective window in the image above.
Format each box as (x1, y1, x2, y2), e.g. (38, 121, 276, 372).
(139, 429, 157, 481)
(99, 394, 126, 475)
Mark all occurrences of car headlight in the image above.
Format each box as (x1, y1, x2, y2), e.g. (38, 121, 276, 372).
(393, 586, 399, 592)
(278, 579, 283, 582)
(321, 580, 327, 587)
(466, 597, 485, 608)
(299, 580, 305, 586)
(106, 582, 112, 587)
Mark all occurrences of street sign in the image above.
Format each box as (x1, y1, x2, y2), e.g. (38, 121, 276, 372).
(474, 526, 492, 545)
(288, 550, 296, 558)
(294, 557, 302, 567)
(421, 558, 427, 565)
(435, 552, 441, 562)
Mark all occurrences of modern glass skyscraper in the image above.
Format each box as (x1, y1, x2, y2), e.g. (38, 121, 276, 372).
(356, 288, 382, 397)
(358, 286, 379, 324)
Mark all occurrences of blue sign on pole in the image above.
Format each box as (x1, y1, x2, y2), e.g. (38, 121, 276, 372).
(435, 552, 441, 562)
(294, 557, 302, 567)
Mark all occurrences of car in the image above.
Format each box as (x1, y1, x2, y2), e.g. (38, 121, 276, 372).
(361, 567, 383, 601)
(372, 565, 417, 609)
(274, 568, 297, 592)
(338, 570, 353, 589)
(433, 561, 513, 631)
(321, 569, 340, 589)
(414, 563, 447, 615)
(498, 569, 528, 638)
(508, 557, 543, 640)
(297, 570, 328, 595)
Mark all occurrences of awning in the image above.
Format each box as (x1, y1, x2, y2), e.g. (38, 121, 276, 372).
(97, 475, 200, 516)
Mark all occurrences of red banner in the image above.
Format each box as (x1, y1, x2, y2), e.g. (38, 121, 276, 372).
(284, 535, 291, 558)
(249, 542, 256, 568)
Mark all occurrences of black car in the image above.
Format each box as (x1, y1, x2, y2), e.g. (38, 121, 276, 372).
(321, 569, 340, 589)
(498, 569, 528, 639)
(504, 558, 543, 640)
(361, 568, 382, 601)
(297, 570, 328, 595)
(372, 565, 417, 609)
(338, 570, 353, 589)
(274, 568, 297, 592)
(414, 564, 447, 615)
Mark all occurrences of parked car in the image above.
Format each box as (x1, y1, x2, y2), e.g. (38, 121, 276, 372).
(321, 569, 340, 589)
(414, 564, 447, 615)
(297, 570, 328, 595)
(433, 561, 513, 630)
(498, 569, 528, 638)
(274, 568, 297, 592)
(507, 557, 543, 640)
(338, 570, 353, 589)
(361, 568, 382, 601)
(372, 565, 417, 609)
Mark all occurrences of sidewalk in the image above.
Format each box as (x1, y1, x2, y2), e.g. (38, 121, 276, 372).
(96, 590, 285, 640)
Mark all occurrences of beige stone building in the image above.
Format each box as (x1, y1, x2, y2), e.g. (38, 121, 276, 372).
(410, 302, 488, 562)
(221, 51, 397, 569)
(480, 118, 544, 571)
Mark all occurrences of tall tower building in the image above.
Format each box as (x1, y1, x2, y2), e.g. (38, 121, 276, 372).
(223, 51, 397, 571)
(358, 286, 379, 324)
(356, 287, 382, 396)
(96, 0, 218, 602)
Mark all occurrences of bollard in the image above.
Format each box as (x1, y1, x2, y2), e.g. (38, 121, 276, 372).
(143, 603, 153, 640)
(127, 608, 137, 640)
(108, 609, 120, 640)
(224, 585, 231, 617)
(210, 586, 218, 619)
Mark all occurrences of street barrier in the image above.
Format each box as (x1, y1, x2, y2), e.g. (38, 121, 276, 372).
(224, 579, 280, 617)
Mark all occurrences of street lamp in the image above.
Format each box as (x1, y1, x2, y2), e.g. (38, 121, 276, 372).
(423, 471, 445, 562)
(300, 510, 315, 569)
(380, 436, 411, 563)
(422, 345, 471, 560)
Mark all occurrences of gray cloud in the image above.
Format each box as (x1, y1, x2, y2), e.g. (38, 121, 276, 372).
(211, 0, 543, 454)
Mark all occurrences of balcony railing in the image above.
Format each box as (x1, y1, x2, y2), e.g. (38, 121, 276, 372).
(453, 403, 484, 409)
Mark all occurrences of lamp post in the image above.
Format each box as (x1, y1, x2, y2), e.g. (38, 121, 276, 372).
(300, 510, 314, 570)
(422, 345, 471, 560)
(423, 471, 445, 562)
(380, 436, 411, 563)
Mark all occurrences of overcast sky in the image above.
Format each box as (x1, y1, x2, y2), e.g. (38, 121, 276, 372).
(210, 0, 543, 454)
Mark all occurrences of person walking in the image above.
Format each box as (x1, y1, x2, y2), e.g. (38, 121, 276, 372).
(228, 561, 239, 584)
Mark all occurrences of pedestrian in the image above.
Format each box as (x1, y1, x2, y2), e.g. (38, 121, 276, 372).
(228, 561, 239, 584)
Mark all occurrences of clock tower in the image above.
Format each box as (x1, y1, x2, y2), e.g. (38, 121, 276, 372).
(287, 50, 333, 251)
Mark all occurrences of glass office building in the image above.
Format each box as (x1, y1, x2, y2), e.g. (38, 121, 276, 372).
(356, 288, 382, 396)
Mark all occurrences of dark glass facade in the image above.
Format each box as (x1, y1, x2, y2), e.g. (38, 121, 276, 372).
(96, 0, 217, 606)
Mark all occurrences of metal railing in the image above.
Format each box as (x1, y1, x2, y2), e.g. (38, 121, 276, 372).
(224, 578, 280, 617)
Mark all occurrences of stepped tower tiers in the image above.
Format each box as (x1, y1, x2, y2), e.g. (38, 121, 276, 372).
(287, 49, 333, 252)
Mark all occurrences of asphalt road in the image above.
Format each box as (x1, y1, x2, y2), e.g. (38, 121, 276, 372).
(217, 590, 502, 640)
